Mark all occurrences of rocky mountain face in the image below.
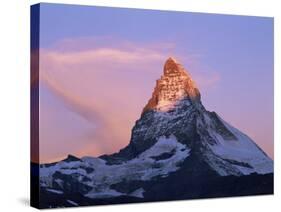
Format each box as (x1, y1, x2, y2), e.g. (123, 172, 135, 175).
(102, 57, 272, 176)
(37, 57, 273, 208)
(142, 57, 200, 113)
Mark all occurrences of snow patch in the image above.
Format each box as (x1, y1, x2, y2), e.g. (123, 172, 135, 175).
(46, 188, 63, 194)
(85, 188, 124, 199)
(67, 200, 78, 206)
(129, 188, 145, 198)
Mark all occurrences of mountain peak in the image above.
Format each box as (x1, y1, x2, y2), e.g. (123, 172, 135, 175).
(165, 57, 178, 64)
(142, 57, 201, 114)
(63, 154, 81, 162)
(163, 57, 180, 75)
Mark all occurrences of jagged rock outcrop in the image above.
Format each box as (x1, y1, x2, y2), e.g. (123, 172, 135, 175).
(142, 57, 200, 114)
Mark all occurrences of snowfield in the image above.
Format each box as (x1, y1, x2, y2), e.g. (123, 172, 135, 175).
(203, 114, 273, 176)
(40, 135, 190, 199)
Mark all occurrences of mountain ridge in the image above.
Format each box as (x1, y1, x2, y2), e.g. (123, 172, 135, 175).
(37, 57, 273, 208)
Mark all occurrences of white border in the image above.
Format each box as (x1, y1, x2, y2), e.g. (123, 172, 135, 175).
(0, 0, 280, 211)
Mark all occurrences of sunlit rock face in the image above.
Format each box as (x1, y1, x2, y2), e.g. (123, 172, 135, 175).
(142, 57, 200, 114)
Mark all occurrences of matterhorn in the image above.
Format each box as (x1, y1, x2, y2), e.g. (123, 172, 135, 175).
(38, 57, 273, 208)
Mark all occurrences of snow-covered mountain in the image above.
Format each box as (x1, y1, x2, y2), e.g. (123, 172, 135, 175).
(38, 57, 273, 208)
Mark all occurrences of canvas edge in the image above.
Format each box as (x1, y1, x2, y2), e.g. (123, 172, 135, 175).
(30, 3, 40, 209)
